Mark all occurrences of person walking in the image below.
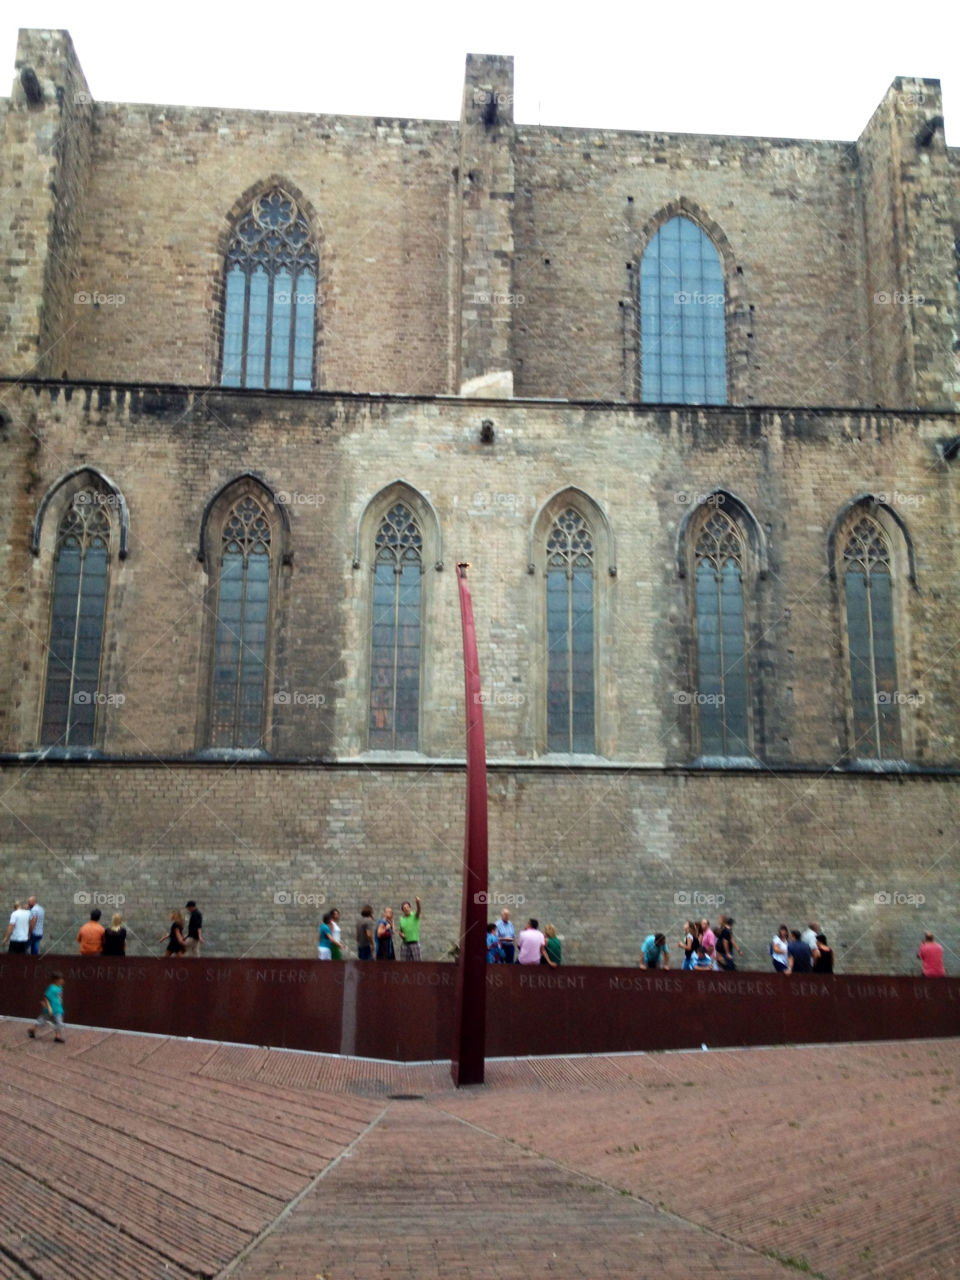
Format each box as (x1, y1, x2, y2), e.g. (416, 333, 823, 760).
(27, 896, 44, 956)
(640, 932, 669, 970)
(161, 910, 186, 957)
(329, 908, 343, 959)
(680, 921, 698, 971)
(28, 971, 66, 1043)
(700, 918, 716, 963)
(787, 929, 813, 974)
(184, 900, 204, 956)
(318, 912, 334, 960)
(398, 897, 422, 960)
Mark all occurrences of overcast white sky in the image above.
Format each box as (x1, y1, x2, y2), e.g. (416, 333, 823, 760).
(2, 0, 959, 145)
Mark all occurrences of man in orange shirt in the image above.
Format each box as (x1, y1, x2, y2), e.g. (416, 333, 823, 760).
(77, 908, 105, 955)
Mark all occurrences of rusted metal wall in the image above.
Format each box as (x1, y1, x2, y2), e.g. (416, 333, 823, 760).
(2, 957, 957, 1060)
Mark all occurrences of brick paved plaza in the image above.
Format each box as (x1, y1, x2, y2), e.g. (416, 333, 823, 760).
(0, 1020, 956, 1279)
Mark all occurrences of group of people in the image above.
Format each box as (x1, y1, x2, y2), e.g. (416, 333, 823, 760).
(641, 916, 744, 971)
(318, 899, 423, 961)
(73, 902, 204, 957)
(769, 922, 834, 973)
(486, 910, 562, 966)
(2, 896, 44, 954)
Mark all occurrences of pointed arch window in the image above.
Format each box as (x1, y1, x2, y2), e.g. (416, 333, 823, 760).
(210, 495, 273, 748)
(221, 188, 318, 391)
(546, 508, 595, 753)
(369, 504, 422, 750)
(41, 492, 112, 746)
(693, 508, 749, 755)
(641, 215, 726, 404)
(842, 515, 900, 758)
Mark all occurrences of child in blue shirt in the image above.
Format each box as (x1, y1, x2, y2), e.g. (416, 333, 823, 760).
(28, 971, 65, 1042)
(486, 923, 501, 963)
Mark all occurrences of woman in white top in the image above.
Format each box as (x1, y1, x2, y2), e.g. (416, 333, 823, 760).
(771, 923, 789, 973)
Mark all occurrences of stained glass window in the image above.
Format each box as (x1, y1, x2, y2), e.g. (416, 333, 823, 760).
(843, 516, 900, 758)
(210, 495, 272, 748)
(694, 509, 749, 755)
(546, 508, 595, 753)
(369, 504, 422, 750)
(221, 188, 318, 391)
(641, 216, 726, 404)
(41, 492, 112, 746)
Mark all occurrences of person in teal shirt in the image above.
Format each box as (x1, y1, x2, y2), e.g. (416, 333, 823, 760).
(640, 933, 669, 970)
(28, 971, 65, 1042)
(540, 924, 562, 967)
(398, 897, 422, 960)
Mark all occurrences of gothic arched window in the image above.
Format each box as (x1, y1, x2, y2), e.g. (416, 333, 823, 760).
(41, 492, 112, 747)
(693, 507, 749, 755)
(210, 494, 273, 748)
(369, 503, 423, 750)
(842, 515, 900, 758)
(641, 215, 726, 404)
(546, 508, 595, 753)
(221, 188, 318, 391)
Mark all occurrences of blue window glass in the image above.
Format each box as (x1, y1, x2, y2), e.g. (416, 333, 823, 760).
(693, 509, 749, 755)
(843, 516, 901, 758)
(641, 216, 726, 405)
(221, 188, 318, 390)
(210, 495, 272, 748)
(546, 509, 595, 753)
(41, 493, 112, 747)
(369, 504, 422, 751)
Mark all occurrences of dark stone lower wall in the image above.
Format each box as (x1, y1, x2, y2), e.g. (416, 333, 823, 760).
(2, 956, 957, 1060)
(0, 762, 956, 974)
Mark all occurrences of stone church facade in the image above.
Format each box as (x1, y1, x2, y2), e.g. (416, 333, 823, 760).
(1, 29, 957, 969)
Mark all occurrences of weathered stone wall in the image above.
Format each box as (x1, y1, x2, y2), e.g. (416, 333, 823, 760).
(0, 761, 955, 972)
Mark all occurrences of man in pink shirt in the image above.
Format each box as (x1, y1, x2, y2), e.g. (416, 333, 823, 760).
(517, 918, 546, 965)
(700, 918, 716, 962)
(917, 932, 946, 977)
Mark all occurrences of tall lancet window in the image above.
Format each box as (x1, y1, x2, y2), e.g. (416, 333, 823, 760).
(210, 495, 273, 748)
(641, 215, 726, 404)
(41, 494, 112, 747)
(546, 508, 595, 753)
(369, 504, 422, 750)
(842, 516, 900, 758)
(221, 188, 318, 390)
(694, 509, 749, 755)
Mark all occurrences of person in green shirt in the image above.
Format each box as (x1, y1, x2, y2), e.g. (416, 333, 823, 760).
(28, 971, 65, 1042)
(398, 897, 422, 960)
(541, 924, 562, 967)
